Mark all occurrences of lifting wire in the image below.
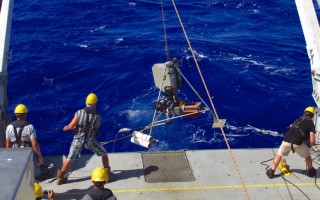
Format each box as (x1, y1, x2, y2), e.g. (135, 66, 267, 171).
(170, 0, 250, 199)
(161, 0, 170, 61)
(146, 0, 175, 136)
(151, 0, 215, 130)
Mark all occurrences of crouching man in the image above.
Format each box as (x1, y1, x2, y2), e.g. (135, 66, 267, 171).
(82, 167, 117, 200)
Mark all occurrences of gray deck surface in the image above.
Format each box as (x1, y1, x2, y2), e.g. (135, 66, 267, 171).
(39, 148, 320, 200)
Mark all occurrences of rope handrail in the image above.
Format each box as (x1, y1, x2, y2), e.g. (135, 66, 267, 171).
(170, 0, 250, 199)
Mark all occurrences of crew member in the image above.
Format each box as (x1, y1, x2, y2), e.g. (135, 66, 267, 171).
(6, 104, 44, 177)
(56, 93, 115, 185)
(35, 182, 55, 200)
(266, 106, 317, 178)
(82, 167, 117, 200)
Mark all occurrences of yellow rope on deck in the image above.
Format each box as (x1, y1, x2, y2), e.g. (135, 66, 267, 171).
(170, 0, 250, 199)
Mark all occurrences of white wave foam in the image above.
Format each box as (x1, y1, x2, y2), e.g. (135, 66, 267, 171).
(43, 77, 53, 87)
(128, 2, 136, 7)
(251, 9, 260, 14)
(76, 44, 88, 48)
(122, 109, 146, 119)
(218, 123, 279, 137)
(231, 54, 294, 75)
(222, 123, 251, 137)
(148, 141, 169, 151)
(189, 122, 257, 145)
(115, 38, 123, 44)
(104, 104, 109, 111)
(246, 124, 280, 137)
(190, 128, 215, 144)
(184, 49, 208, 61)
(90, 25, 106, 33)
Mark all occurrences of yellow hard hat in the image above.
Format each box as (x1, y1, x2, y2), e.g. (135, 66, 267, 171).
(86, 93, 98, 105)
(304, 106, 315, 114)
(14, 104, 28, 114)
(34, 182, 43, 199)
(91, 167, 107, 182)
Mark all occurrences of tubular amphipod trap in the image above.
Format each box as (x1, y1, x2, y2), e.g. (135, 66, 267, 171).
(130, 131, 156, 148)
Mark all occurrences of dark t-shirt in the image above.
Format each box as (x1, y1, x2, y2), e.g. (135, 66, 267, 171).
(284, 116, 315, 145)
(82, 186, 117, 200)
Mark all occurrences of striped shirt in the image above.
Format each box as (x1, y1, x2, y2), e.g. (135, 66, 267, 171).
(74, 106, 101, 141)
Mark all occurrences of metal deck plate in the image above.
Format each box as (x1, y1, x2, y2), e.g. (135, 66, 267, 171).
(141, 151, 195, 183)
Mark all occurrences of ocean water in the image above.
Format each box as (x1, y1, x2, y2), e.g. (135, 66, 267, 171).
(7, 0, 315, 156)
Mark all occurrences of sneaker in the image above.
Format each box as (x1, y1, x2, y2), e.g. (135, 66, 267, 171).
(266, 169, 275, 179)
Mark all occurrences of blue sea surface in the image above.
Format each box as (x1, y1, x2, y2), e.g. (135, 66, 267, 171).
(8, 0, 315, 156)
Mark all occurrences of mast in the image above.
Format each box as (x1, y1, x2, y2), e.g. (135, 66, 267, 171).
(295, 0, 320, 143)
(0, 0, 14, 147)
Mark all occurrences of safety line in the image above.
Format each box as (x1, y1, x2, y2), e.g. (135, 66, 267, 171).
(170, 0, 250, 200)
(169, 1, 251, 199)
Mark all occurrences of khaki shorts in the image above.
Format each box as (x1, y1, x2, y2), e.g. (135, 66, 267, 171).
(277, 141, 310, 158)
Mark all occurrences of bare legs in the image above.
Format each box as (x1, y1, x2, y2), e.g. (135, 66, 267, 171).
(305, 155, 313, 169)
(271, 154, 282, 170)
(102, 154, 110, 168)
(61, 159, 72, 172)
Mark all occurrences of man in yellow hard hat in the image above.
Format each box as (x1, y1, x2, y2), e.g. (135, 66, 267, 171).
(266, 106, 317, 178)
(56, 93, 115, 185)
(82, 167, 117, 200)
(6, 104, 44, 177)
(34, 182, 55, 200)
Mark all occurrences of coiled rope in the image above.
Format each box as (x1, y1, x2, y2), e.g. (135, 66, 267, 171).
(170, 0, 250, 199)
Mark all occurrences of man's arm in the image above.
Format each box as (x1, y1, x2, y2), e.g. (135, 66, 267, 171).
(30, 138, 44, 165)
(63, 114, 78, 131)
(310, 132, 315, 147)
(5, 126, 12, 148)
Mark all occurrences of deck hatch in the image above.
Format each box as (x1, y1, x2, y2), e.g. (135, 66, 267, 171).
(141, 151, 195, 183)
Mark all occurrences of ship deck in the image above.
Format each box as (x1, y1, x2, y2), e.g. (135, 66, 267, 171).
(39, 148, 320, 200)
